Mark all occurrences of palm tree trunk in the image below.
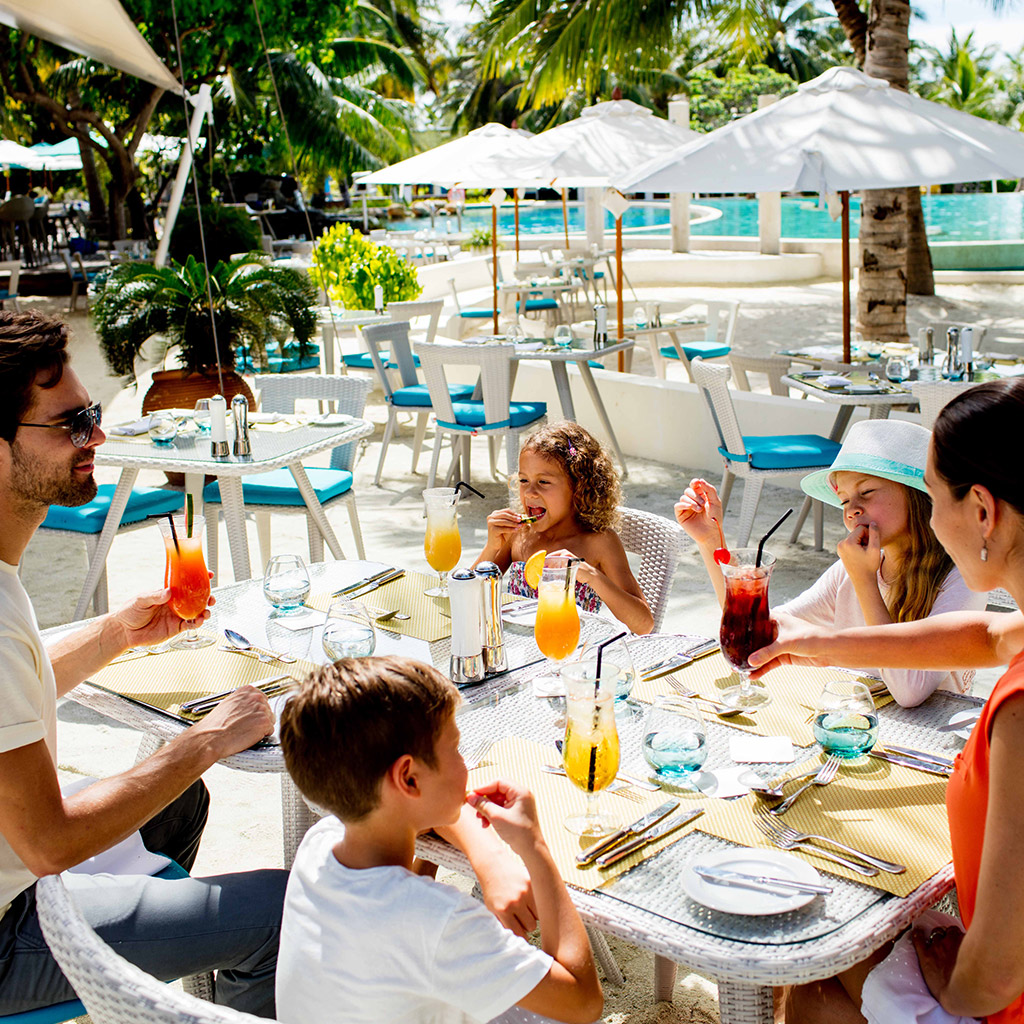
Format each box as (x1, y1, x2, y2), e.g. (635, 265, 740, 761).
(905, 188, 935, 295)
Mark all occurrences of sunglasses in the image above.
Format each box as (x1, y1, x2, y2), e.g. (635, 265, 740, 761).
(19, 402, 103, 449)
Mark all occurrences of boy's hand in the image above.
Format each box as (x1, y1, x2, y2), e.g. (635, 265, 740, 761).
(467, 779, 543, 856)
(674, 479, 722, 549)
(475, 852, 539, 937)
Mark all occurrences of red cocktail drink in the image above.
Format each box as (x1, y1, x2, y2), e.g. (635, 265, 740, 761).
(158, 514, 214, 650)
(719, 548, 776, 709)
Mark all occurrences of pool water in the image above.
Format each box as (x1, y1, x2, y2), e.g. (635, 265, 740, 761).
(389, 192, 1024, 243)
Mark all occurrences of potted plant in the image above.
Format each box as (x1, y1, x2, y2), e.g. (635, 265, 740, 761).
(92, 253, 318, 411)
(310, 223, 422, 309)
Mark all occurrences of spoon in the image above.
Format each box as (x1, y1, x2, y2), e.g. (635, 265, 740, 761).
(371, 608, 411, 623)
(223, 629, 297, 664)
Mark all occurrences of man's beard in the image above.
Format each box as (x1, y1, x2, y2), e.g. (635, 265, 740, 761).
(10, 439, 98, 508)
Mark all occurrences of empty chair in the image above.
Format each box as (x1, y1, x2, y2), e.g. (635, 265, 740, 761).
(652, 300, 739, 381)
(387, 298, 444, 346)
(33, 874, 263, 1024)
(0, 196, 35, 265)
(362, 321, 476, 485)
(0, 259, 21, 310)
(616, 506, 686, 633)
(728, 353, 795, 397)
(59, 248, 98, 312)
(908, 379, 980, 430)
(447, 277, 495, 336)
(203, 376, 370, 573)
(692, 357, 841, 547)
(416, 341, 546, 487)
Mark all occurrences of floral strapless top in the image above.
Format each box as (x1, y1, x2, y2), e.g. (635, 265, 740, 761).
(506, 560, 603, 614)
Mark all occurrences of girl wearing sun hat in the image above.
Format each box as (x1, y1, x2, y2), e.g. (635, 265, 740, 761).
(675, 418, 986, 707)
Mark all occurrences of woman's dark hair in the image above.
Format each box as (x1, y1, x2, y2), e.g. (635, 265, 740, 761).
(931, 378, 1024, 517)
(0, 310, 70, 443)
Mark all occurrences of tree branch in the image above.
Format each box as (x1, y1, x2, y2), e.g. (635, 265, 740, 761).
(831, 0, 867, 66)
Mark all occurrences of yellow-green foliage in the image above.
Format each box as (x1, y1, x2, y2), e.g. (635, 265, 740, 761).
(311, 223, 422, 309)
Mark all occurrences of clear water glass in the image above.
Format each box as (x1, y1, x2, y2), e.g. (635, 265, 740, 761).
(885, 356, 910, 383)
(149, 411, 178, 446)
(812, 679, 878, 759)
(633, 305, 648, 329)
(553, 324, 573, 349)
(642, 695, 707, 785)
(263, 554, 310, 614)
(193, 398, 212, 434)
(507, 322, 526, 344)
(322, 598, 376, 660)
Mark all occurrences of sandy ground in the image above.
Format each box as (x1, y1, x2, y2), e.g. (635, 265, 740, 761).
(20, 273, 1018, 1022)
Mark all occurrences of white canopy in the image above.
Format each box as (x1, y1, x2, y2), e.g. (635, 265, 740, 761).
(616, 66, 1024, 195)
(529, 99, 700, 189)
(0, 0, 182, 94)
(0, 139, 46, 169)
(360, 123, 557, 189)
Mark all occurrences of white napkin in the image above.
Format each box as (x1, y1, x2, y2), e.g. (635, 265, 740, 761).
(729, 734, 795, 764)
(817, 374, 851, 388)
(694, 766, 754, 799)
(270, 608, 325, 632)
(108, 415, 154, 436)
(246, 411, 288, 424)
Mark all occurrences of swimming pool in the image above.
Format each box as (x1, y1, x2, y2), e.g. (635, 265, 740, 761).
(389, 192, 1024, 243)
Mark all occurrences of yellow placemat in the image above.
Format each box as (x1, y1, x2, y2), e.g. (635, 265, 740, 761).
(308, 571, 453, 643)
(249, 420, 302, 433)
(695, 757, 950, 896)
(468, 736, 705, 892)
(93, 635, 318, 718)
(631, 655, 893, 745)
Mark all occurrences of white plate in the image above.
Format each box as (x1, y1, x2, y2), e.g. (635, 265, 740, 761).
(846, 384, 884, 394)
(513, 341, 545, 352)
(948, 707, 981, 740)
(310, 413, 354, 427)
(502, 599, 538, 626)
(682, 849, 824, 916)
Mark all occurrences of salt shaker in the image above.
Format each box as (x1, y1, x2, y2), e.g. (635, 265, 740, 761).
(447, 569, 484, 687)
(918, 326, 934, 363)
(593, 303, 608, 349)
(209, 394, 229, 457)
(475, 562, 507, 675)
(232, 394, 251, 457)
(960, 326, 974, 380)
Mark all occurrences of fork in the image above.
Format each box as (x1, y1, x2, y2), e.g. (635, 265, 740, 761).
(769, 755, 841, 815)
(755, 807, 906, 874)
(753, 806, 879, 876)
(665, 678, 750, 718)
(461, 738, 492, 771)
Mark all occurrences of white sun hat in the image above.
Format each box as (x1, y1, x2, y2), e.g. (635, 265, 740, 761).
(800, 419, 931, 509)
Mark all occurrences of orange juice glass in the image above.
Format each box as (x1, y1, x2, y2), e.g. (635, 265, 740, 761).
(532, 556, 581, 692)
(422, 488, 461, 597)
(158, 514, 214, 650)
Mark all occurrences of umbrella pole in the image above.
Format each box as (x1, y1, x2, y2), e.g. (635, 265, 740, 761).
(841, 190, 851, 364)
(616, 215, 625, 372)
(492, 203, 499, 335)
(514, 193, 520, 259)
(562, 190, 569, 248)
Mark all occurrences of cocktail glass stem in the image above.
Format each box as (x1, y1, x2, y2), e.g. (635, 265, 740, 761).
(426, 570, 449, 598)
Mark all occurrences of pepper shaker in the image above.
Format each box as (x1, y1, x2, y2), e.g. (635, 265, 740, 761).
(475, 562, 507, 675)
(232, 394, 251, 457)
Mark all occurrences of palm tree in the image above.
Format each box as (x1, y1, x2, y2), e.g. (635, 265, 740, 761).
(916, 30, 1008, 121)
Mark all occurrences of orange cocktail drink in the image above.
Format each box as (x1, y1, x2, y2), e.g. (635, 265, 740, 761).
(422, 488, 461, 597)
(158, 514, 213, 650)
(535, 580, 580, 660)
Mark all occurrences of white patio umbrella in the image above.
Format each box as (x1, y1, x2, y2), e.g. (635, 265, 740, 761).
(0, 139, 47, 170)
(362, 124, 560, 332)
(528, 100, 700, 348)
(616, 66, 1024, 360)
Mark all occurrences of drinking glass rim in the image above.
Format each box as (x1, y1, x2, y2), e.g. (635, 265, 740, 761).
(719, 548, 776, 575)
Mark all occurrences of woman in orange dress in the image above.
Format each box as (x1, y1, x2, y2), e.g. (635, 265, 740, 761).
(751, 377, 1024, 1024)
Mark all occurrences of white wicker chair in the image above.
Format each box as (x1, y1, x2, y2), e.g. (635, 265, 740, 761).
(907, 379, 979, 429)
(203, 375, 369, 575)
(415, 342, 546, 487)
(650, 299, 739, 380)
(691, 358, 841, 548)
(387, 298, 443, 346)
(34, 875, 267, 1024)
(728, 353, 795, 397)
(0, 258, 21, 310)
(616, 506, 686, 633)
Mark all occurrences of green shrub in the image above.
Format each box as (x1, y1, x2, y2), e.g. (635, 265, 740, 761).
(311, 223, 422, 309)
(169, 204, 262, 267)
(467, 228, 494, 250)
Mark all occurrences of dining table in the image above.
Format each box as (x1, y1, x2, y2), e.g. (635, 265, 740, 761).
(315, 307, 391, 375)
(85, 416, 374, 620)
(56, 559, 975, 1024)
(572, 314, 708, 378)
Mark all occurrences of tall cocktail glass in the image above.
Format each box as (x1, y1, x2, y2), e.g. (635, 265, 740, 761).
(158, 514, 213, 650)
(422, 487, 461, 597)
(562, 663, 620, 836)
(533, 557, 580, 689)
(719, 548, 776, 709)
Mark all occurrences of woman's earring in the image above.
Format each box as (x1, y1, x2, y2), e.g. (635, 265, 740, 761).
(981, 542, 989, 562)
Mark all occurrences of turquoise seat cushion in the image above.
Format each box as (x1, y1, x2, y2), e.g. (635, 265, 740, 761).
(343, 351, 421, 370)
(660, 341, 732, 361)
(445, 400, 546, 430)
(459, 309, 493, 319)
(0, 290, 17, 301)
(41, 484, 183, 535)
(720, 434, 842, 470)
(390, 383, 475, 408)
(516, 299, 559, 313)
(203, 467, 353, 507)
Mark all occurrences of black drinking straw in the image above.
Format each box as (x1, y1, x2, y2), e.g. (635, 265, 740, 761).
(587, 631, 628, 792)
(454, 480, 485, 499)
(164, 512, 180, 554)
(756, 507, 794, 567)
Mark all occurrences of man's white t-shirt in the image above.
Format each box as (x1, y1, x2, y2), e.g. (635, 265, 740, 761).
(277, 817, 553, 1024)
(0, 560, 58, 917)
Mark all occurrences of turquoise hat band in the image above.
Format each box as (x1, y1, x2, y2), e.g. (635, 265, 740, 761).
(801, 452, 928, 509)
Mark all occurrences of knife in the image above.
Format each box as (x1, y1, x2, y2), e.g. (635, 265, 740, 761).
(693, 865, 832, 896)
(597, 808, 705, 868)
(345, 569, 405, 598)
(868, 750, 951, 776)
(332, 567, 396, 597)
(575, 800, 679, 866)
(641, 641, 719, 681)
(883, 744, 954, 769)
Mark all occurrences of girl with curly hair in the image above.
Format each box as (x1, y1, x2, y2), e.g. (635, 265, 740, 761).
(472, 422, 653, 634)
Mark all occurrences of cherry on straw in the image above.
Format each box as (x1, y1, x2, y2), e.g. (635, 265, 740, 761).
(711, 516, 730, 565)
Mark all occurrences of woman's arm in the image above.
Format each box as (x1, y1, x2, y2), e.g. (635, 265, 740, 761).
(915, 692, 1024, 1017)
(576, 533, 653, 635)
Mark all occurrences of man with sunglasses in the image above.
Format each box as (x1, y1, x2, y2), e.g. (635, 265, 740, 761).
(0, 311, 286, 1017)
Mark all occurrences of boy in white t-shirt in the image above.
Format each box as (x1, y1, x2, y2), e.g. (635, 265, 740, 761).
(276, 656, 602, 1024)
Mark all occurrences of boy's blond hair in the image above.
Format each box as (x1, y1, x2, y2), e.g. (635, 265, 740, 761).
(280, 656, 458, 822)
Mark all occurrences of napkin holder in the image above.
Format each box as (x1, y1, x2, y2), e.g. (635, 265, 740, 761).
(475, 561, 507, 675)
(448, 569, 484, 687)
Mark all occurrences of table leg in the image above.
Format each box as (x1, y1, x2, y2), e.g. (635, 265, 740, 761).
(286, 462, 347, 560)
(549, 362, 577, 420)
(321, 321, 335, 377)
(73, 468, 138, 621)
(717, 980, 774, 1024)
(868, 404, 893, 420)
(217, 476, 252, 582)
(654, 954, 677, 1002)
(576, 361, 629, 478)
